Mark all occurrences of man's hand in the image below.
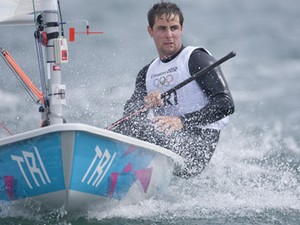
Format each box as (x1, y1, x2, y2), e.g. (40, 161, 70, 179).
(144, 91, 163, 108)
(152, 116, 183, 134)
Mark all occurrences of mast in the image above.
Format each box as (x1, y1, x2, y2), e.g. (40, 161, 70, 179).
(0, 0, 68, 126)
(40, 0, 67, 125)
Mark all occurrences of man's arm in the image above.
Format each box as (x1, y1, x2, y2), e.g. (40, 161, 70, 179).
(179, 48, 235, 129)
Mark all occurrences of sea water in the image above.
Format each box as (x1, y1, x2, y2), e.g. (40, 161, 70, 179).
(0, 0, 299, 224)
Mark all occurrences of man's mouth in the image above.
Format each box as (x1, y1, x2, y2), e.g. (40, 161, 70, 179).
(164, 42, 174, 46)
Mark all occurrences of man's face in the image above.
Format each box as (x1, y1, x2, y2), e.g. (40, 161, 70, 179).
(148, 14, 183, 59)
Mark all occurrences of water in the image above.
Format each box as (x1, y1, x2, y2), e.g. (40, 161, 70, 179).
(0, 0, 300, 224)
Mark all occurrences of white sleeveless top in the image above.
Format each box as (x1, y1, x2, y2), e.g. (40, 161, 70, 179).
(145, 46, 228, 130)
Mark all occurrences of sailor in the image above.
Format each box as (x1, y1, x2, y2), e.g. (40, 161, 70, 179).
(115, 1, 235, 178)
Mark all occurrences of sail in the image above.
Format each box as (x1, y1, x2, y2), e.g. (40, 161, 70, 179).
(0, 0, 57, 26)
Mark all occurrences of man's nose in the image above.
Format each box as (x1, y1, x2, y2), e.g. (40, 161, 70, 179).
(165, 27, 173, 37)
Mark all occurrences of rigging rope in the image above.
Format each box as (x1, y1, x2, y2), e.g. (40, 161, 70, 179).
(31, 0, 38, 29)
(34, 35, 48, 103)
(0, 121, 13, 136)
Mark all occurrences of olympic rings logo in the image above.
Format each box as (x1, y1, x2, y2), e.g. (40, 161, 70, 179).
(153, 75, 174, 87)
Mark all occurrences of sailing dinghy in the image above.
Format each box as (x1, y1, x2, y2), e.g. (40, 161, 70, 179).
(0, 0, 184, 212)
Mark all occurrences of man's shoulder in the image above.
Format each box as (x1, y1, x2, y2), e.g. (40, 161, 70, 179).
(188, 46, 217, 75)
(189, 46, 216, 63)
(180, 46, 212, 65)
(137, 62, 152, 78)
(141, 62, 152, 72)
(189, 46, 211, 56)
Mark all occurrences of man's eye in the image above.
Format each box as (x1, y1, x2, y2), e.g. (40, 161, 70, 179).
(171, 26, 178, 31)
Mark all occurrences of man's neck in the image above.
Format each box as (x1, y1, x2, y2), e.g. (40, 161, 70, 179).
(160, 45, 185, 63)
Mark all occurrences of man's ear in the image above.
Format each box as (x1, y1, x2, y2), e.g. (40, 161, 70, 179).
(147, 26, 153, 37)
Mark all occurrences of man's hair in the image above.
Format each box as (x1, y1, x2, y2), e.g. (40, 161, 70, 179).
(147, 1, 184, 29)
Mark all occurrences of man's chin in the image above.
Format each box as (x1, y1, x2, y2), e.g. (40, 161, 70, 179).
(161, 49, 176, 57)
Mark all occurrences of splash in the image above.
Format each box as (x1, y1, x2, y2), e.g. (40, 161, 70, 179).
(84, 121, 300, 223)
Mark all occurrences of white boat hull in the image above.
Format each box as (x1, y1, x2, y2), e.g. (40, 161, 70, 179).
(0, 123, 183, 212)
